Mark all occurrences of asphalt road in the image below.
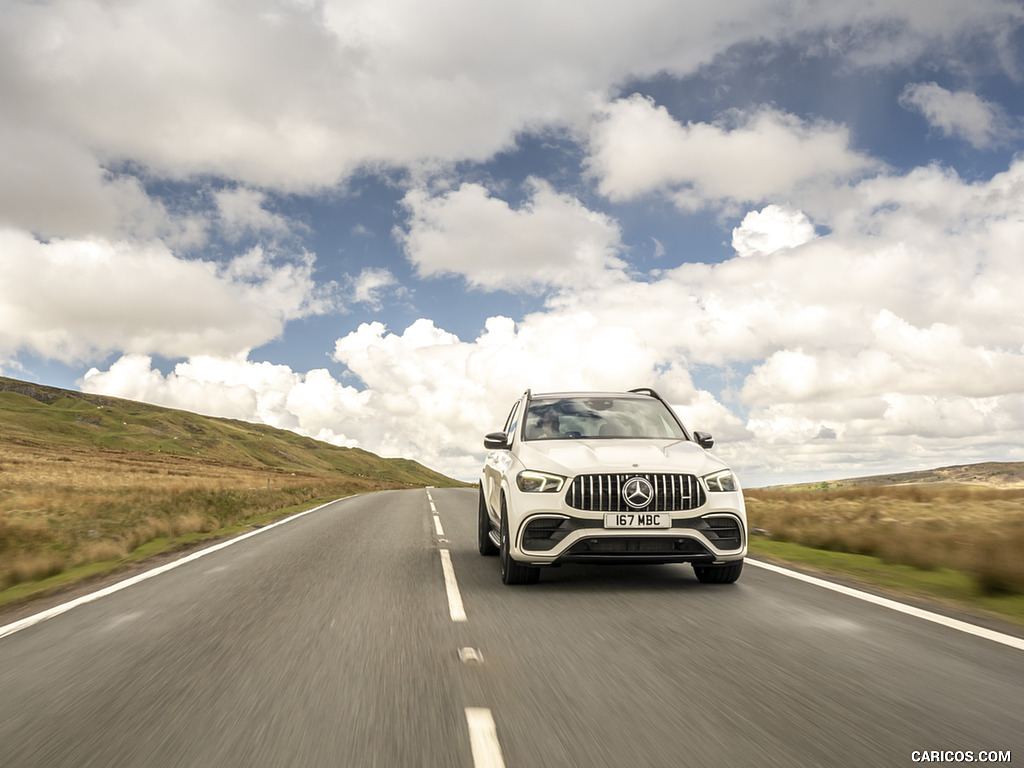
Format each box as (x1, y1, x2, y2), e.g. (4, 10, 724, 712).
(1, 487, 1021, 767)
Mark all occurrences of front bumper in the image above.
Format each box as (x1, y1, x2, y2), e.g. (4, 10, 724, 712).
(508, 487, 747, 566)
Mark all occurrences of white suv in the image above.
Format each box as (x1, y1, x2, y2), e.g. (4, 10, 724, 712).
(478, 389, 747, 585)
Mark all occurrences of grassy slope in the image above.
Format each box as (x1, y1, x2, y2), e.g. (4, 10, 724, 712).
(770, 461, 1024, 491)
(0, 377, 461, 487)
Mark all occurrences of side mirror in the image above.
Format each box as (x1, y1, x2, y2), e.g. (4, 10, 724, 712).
(693, 431, 714, 449)
(484, 431, 510, 450)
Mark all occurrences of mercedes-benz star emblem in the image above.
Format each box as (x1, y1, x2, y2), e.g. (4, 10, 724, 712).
(622, 476, 654, 509)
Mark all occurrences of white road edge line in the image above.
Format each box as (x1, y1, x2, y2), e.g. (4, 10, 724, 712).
(439, 549, 467, 622)
(747, 558, 1024, 652)
(465, 707, 506, 768)
(0, 498, 344, 641)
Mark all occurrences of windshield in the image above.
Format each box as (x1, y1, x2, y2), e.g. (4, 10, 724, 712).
(523, 397, 688, 441)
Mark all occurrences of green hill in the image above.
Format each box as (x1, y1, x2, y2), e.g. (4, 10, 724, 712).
(764, 461, 1024, 491)
(0, 376, 459, 487)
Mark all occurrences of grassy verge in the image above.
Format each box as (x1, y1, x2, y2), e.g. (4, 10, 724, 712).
(745, 486, 1024, 596)
(749, 537, 1024, 627)
(0, 494, 351, 609)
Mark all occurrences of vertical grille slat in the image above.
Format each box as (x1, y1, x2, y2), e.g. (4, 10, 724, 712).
(565, 473, 706, 512)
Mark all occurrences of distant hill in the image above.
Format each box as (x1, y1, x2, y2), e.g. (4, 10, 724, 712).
(0, 376, 461, 488)
(775, 461, 1024, 491)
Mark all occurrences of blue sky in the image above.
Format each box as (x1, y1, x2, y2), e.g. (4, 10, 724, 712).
(2, 0, 1024, 485)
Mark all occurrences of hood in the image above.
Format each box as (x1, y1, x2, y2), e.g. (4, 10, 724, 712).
(517, 438, 728, 478)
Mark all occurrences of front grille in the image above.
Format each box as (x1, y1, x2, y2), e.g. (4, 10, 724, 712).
(565, 473, 706, 512)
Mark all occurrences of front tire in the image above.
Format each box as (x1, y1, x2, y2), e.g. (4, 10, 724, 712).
(478, 486, 498, 556)
(693, 560, 743, 584)
(499, 498, 539, 585)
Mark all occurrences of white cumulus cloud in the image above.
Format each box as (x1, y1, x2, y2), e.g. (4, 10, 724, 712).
(732, 205, 818, 259)
(214, 187, 300, 242)
(899, 82, 1016, 149)
(3, 0, 1018, 206)
(397, 179, 626, 291)
(80, 312, 737, 481)
(0, 230, 335, 363)
(347, 268, 401, 311)
(587, 96, 878, 210)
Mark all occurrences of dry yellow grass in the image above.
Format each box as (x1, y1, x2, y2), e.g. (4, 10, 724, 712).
(0, 441, 398, 589)
(745, 485, 1024, 594)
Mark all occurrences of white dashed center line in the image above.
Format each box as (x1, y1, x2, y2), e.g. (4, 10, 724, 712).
(430, 491, 507, 768)
(429, 490, 462, 620)
(438, 549, 467, 622)
(465, 707, 506, 768)
(427, 490, 446, 535)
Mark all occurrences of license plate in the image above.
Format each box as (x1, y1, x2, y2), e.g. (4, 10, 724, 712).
(604, 512, 671, 528)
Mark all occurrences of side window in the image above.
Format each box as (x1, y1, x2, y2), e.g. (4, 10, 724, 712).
(503, 401, 521, 441)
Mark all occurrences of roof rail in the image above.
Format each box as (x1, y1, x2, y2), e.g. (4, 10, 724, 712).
(628, 387, 658, 398)
(628, 387, 692, 440)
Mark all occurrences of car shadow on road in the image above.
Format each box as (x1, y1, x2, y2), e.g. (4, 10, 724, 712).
(524, 563, 743, 593)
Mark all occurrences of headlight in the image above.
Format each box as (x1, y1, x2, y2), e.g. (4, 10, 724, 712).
(704, 469, 738, 492)
(517, 471, 566, 493)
